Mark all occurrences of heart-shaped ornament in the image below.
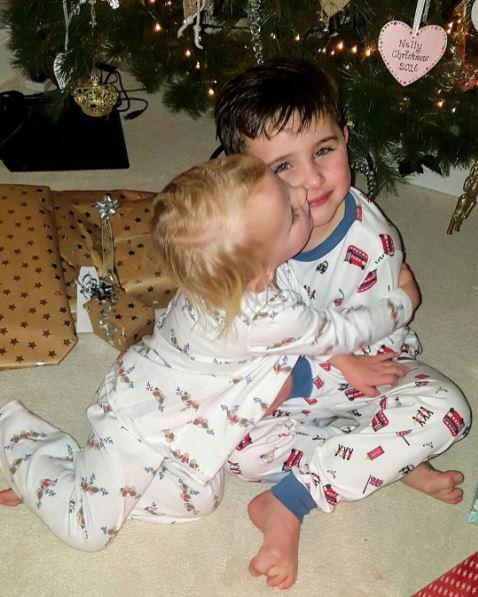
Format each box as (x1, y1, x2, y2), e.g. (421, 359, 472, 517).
(378, 20, 447, 86)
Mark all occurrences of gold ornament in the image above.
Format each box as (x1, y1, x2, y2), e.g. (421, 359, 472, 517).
(448, 159, 478, 233)
(449, 0, 478, 91)
(72, 72, 119, 117)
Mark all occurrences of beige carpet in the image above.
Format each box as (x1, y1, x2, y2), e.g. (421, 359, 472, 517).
(0, 76, 477, 597)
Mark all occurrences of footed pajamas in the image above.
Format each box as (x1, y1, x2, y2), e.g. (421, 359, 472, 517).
(0, 264, 412, 550)
(227, 189, 471, 514)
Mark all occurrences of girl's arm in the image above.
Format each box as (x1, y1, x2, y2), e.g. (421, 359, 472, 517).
(247, 286, 413, 358)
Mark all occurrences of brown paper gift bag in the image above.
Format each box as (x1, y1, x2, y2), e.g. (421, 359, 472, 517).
(0, 185, 77, 369)
(52, 190, 177, 315)
(84, 290, 154, 352)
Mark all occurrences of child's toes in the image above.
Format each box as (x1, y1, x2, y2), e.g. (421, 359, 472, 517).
(0, 488, 22, 506)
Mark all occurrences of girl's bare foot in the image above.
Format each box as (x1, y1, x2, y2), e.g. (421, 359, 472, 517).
(401, 462, 464, 504)
(0, 488, 22, 506)
(248, 490, 301, 590)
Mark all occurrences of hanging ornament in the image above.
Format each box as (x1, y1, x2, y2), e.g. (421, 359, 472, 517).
(247, 0, 264, 64)
(320, 0, 351, 18)
(72, 71, 119, 117)
(447, 159, 477, 233)
(472, 0, 478, 32)
(351, 159, 377, 199)
(378, 0, 447, 86)
(178, 0, 214, 50)
(449, 0, 478, 91)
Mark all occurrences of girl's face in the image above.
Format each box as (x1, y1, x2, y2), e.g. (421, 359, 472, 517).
(245, 168, 313, 286)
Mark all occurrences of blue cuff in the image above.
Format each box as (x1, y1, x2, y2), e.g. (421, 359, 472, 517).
(271, 472, 316, 522)
(287, 356, 313, 401)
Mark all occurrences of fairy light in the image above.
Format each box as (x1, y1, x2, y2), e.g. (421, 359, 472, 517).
(365, 47, 372, 57)
(321, 47, 327, 54)
(185, 49, 191, 57)
(294, 34, 301, 42)
(336, 40, 344, 51)
(148, 0, 156, 3)
(270, 32, 276, 39)
(208, 88, 215, 96)
(330, 49, 335, 56)
(195, 61, 201, 69)
(437, 99, 445, 108)
(451, 106, 456, 113)
(351, 45, 358, 55)
(154, 22, 162, 32)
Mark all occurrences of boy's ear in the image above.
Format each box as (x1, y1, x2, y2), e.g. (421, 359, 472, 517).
(343, 125, 349, 144)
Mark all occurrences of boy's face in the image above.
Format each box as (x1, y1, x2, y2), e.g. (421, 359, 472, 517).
(244, 113, 351, 249)
(245, 168, 313, 285)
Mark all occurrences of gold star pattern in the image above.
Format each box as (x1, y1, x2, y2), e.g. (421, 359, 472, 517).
(0, 185, 77, 369)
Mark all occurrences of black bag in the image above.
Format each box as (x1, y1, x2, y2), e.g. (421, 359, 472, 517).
(0, 91, 129, 171)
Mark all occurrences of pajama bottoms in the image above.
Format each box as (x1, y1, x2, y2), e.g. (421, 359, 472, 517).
(0, 394, 224, 552)
(227, 359, 471, 513)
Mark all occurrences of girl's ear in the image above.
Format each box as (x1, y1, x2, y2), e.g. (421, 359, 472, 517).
(248, 269, 275, 293)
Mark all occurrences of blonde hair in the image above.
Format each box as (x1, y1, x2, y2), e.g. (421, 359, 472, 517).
(151, 154, 268, 323)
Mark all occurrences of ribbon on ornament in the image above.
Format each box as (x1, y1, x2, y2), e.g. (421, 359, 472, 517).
(178, 0, 213, 49)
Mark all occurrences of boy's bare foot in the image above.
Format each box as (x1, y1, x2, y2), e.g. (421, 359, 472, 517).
(401, 462, 464, 504)
(0, 488, 22, 506)
(248, 489, 301, 590)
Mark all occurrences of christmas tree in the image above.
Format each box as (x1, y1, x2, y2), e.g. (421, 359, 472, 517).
(3, 0, 478, 224)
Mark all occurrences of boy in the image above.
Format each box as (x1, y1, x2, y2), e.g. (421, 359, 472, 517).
(215, 58, 471, 588)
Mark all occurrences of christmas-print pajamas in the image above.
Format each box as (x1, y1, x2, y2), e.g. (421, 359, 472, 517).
(227, 188, 471, 513)
(0, 264, 412, 550)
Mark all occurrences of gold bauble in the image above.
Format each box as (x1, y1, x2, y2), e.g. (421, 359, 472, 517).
(72, 72, 119, 117)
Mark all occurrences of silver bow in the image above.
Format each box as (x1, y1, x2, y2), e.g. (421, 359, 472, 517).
(96, 193, 119, 223)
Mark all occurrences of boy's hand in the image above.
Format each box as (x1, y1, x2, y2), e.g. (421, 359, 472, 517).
(329, 353, 409, 397)
(398, 263, 421, 312)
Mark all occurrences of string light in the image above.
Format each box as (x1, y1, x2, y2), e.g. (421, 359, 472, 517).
(195, 61, 201, 69)
(148, 0, 156, 4)
(451, 107, 456, 113)
(351, 45, 358, 55)
(364, 47, 372, 57)
(336, 40, 344, 51)
(330, 49, 335, 56)
(208, 88, 215, 96)
(154, 22, 162, 32)
(294, 34, 301, 42)
(437, 99, 445, 108)
(185, 49, 191, 57)
(270, 32, 276, 39)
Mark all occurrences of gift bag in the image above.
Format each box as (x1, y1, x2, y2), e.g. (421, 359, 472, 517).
(0, 184, 77, 369)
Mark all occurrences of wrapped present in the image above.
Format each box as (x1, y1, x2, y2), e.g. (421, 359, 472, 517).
(75, 194, 156, 351)
(52, 189, 177, 316)
(84, 288, 155, 352)
(0, 184, 77, 369)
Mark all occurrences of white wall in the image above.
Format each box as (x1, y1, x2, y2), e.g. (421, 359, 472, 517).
(0, 27, 16, 84)
(407, 165, 470, 197)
